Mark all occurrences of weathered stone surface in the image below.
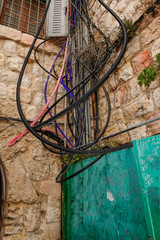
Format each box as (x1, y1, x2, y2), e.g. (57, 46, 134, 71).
(21, 33, 34, 46)
(151, 38, 160, 60)
(132, 49, 151, 74)
(29, 162, 50, 182)
(23, 204, 40, 232)
(6, 159, 38, 203)
(108, 74, 119, 91)
(21, 89, 32, 104)
(129, 77, 143, 99)
(0, 82, 7, 99)
(4, 236, 22, 240)
(0, 25, 21, 41)
(37, 181, 61, 197)
(0, 70, 19, 85)
(5, 226, 23, 235)
(123, 95, 154, 120)
(146, 113, 160, 136)
(153, 88, 160, 108)
(119, 63, 133, 81)
(0, 102, 20, 118)
(109, 109, 124, 126)
(25, 234, 41, 240)
(21, 76, 32, 89)
(41, 222, 61, 240)
(0, 54, 5, 66)
(33, 92, 44, 106)
(8, 85, 16, 101)
(26, 106, 38, 120)
(127, 119, 147, 141)
(140, 17, 160, 46)
(46, 196, 61, 223)
(8, 57, 24, 72)
(4, 41, 17, 57)
(115, 83, 130, 107)
(31, 142, 49, 161)
(50, 161, 62, 178)
(125, 36, 140, 60)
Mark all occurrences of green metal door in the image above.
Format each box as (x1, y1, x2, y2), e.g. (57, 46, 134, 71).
(63, 135, 160, 240)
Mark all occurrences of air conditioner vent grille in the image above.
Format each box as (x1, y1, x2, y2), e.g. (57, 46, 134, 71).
(46, 0, 68, 37)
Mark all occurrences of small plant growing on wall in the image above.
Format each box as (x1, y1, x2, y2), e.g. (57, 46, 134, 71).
(137, 53, 160, 87)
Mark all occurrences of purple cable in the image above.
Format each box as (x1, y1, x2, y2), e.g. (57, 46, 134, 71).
(44, 0, 84, 148)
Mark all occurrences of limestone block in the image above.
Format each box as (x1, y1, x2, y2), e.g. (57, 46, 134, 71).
(125, 36, 140, 60)
(21, 76, 32, 89)
(37, 181, 61, 197)
(0, 70, 19, 85)
(115, 83, 130, 107)
(123, 95, 154, 120)
(108, 74, 118, 91)
(8, 57, 24, 72)
(41, 222, 61, 240)
(5, 226, 23, 235)
(29, 162, 50, 182)
(26, 106, 38, 120)
(151, 38, 160, 60)
(21, 89, 32, 104)
(31, 143, 48, 161)
(0, 54, 5, 66)
(8, 85, 16, 101)
(25, 234, 41, 240)
(109, 92, 115, 109)
(110, 109, 124, 125)
(3, 236, 22, 240)
(50, 161, 62, 178)
(4, 41, 17, 57)
(129, 77, 143, 99)
(32, 63, 42, 77)
(0, 82, 7, 99)
(33, 92, 44, 106)
(132, 49, 151, 74)
(119, 63, 133, 81)
(0, 102, 19, 119)
(46, 196, 61, 223)
(23, 204, 40, 232)
(21, 33, 34, 46)
(6, 159, 38, 203)
(32, 77, 44, 92)
(140, 17, 160, 46)
(146, 113, 160, 136)
(127, 119, 147, 141)
(153, 88, 160, 108)
(0, 25, 21, 41)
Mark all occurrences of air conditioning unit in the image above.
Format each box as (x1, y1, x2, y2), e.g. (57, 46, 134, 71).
(46, 0, 69, 37)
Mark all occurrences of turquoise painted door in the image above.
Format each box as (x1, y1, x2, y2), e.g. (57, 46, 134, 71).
(63, 135, 160, 240)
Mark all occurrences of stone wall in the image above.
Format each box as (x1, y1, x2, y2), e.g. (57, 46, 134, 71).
(89, 0, 160, 146)
(0, 1, 160, 239)
(0, 25, 63, 240)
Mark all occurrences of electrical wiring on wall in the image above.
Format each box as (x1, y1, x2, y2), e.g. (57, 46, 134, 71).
(8, 0, 128, 182)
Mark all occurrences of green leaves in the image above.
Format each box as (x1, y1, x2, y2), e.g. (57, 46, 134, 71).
(123, 17, 138, 39)
(156, 53, 160, 63)
(137, 53, 160, 87)
(138, 65, 158, 87)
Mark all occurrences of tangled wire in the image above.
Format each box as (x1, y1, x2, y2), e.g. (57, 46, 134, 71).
(8, 0, 128, 182)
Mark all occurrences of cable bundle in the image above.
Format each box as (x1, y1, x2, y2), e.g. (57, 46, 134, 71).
(8, 0, 128, 182)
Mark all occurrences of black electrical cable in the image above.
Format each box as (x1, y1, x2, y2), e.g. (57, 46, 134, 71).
(56, 142, 133, 182)
(15, 0, 128, 182)
(16, 0, 127, 155)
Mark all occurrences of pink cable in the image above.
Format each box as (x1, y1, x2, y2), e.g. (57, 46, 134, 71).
(8, 37, 69, 147)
